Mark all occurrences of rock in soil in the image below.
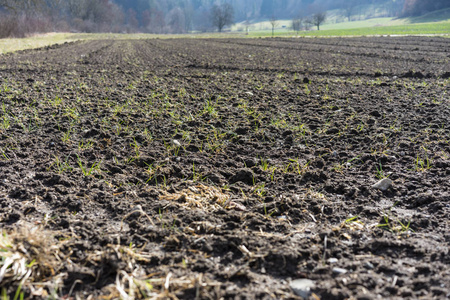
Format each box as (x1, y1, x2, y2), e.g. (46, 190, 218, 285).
(372, 178, 393, 191)
(290, 279, 316, 298)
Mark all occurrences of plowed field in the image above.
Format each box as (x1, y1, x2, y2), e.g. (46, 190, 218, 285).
(0, 37, 449, 299)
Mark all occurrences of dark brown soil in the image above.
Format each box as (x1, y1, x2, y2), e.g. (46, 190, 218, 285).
(0, 36, 449, 299)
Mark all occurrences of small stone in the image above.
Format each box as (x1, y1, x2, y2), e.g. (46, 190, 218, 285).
(171, 139, 181, 147)
(290, 279, 315, 298)
(372, 178, 393, 191)
(327, 258, 338, 264)
(364, 262, 374, 269)
(332, 267, 348, 274)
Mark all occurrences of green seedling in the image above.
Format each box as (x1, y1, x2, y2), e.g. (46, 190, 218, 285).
(375, 162, 389, 179)
(0, 148, 9, 160)
(304, 84, 311, 95)
(253, 183, 267, 198)
(130, 138, 140, 158)
(78, 139, 94, 151)
(263, 199, 276, 218)
(76, 154, 102, 177)
(260, 158, 270, 171)
(285, 158, 309, 175)
(377, 202, 413, 234)
(293, 123, 308, 137)
(344, 216, 359, 224)
(414, 154, 432, 172)
(49, 96, 63, 107)
(49, 155, 73, 174)
(61, 128, 72, 143)
(202, 99, 218, 118)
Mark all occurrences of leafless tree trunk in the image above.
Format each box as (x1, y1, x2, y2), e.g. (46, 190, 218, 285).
(292, 16, 302, 35)
(0, 0, 47, 13)
(270, 15, 278, 37)
(244, 19, 250, 35)
(312, 12, 326, 30)
(211, 3, 234, 32)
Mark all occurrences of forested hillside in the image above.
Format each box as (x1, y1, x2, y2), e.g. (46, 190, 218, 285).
(0, 0, 448, 37)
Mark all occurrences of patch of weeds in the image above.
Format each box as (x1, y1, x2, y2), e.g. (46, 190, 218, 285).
(332, 162, 345, 173)
(375, 162, 390, 179)
(142, 128, 153, 142)
(377, 203, 413, 234)
(202, 99, 218, 119)
(340, 216, 365, 232)
(259, 157, 270, 171)
(284, 158, 309, 175)
(191, 162, 205, 182)
(61, 127, 72, 144)
(78, 139, 94, 151)
(49, 155, 73, 174)
(293, 123, 308, 137)
(0, 103, 11, 131)
(303, 83, 311, 95)
(63, 106, 79, 121)
(204, 128, 226, 154)
(357, 121, 365, 131)
(413, 154, 432, 172)
(76, 154, 102, 177)
(270, 117, 287, 129)
(130, 138, 141, 159)
(145, 162, 168, 188)
(253, 183, 267, 198)
(49, 95, 63, 107)
(0, 148, 9, 160)
(263, 201, 275, 218)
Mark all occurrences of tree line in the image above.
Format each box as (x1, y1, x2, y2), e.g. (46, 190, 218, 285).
(0, 0, 448, 38)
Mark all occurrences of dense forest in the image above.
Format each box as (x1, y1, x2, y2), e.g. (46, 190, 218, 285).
(0, 0, 448, 37)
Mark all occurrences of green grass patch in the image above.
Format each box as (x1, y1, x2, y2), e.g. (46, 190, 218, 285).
(247, 20, 450, 37)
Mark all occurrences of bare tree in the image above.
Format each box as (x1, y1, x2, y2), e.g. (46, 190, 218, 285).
(211, 3, 234, 32)
(304, 17, 312, 31)
(0, 0, 49, 13)
(269, 15, 278, 37)
(312, 12, 326, 30)
(66, 0, 89, 20)
(126, 8, 138, 32)
(243, 19, 250, 35)
(292, 16, 302, 35)
(166, 7, 185, 34)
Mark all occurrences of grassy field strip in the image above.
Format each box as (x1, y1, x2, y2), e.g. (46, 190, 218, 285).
(247, 21, 450, 37)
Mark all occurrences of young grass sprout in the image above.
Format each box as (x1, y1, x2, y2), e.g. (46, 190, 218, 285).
(76, 154, 102, 177)
(377, 202, 413, 234)
(414, 154, 432, 172)
(376, 162, 390, 179)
